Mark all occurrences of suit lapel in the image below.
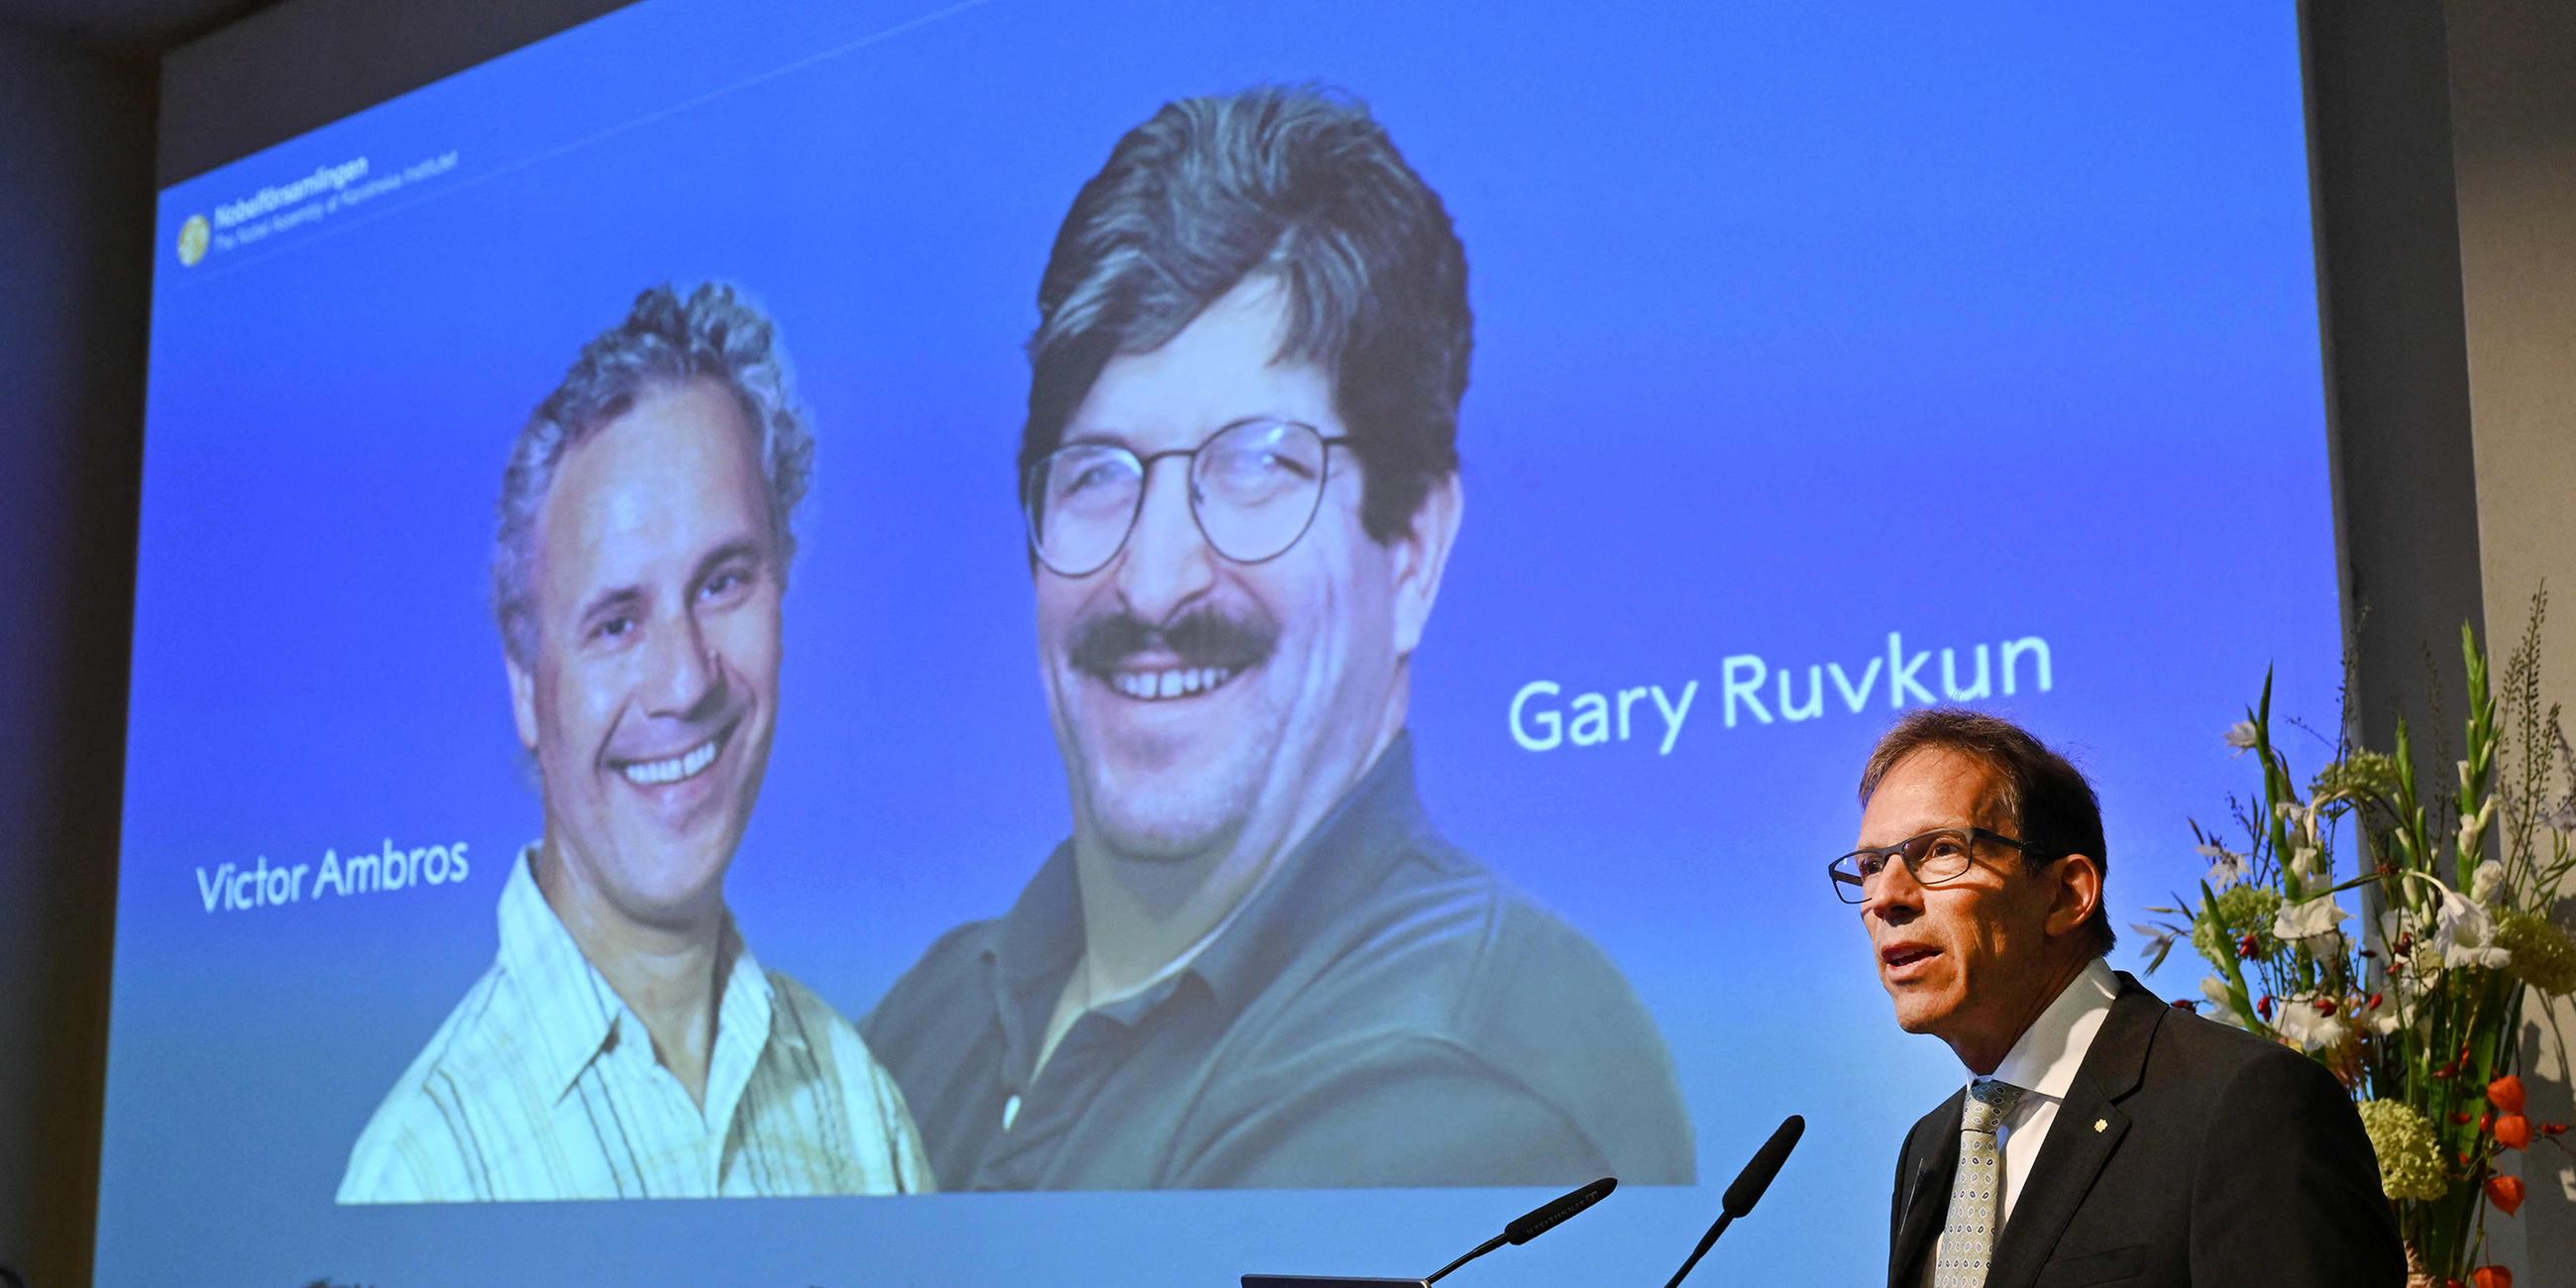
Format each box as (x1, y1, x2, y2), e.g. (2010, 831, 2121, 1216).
(1889, 1093, 1962, 1286)
(1983, 979, 2163, 1288)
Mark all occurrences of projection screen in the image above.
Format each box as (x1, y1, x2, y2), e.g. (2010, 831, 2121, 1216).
(101, 2, 2340, 1282)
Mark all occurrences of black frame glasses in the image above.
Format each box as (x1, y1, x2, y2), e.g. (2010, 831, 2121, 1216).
(1022, 417, 1353, 578)
(1827, 826, 2055, 904)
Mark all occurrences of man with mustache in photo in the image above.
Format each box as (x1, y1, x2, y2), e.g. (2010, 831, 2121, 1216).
(340, 283, 928, 1202)
(863, 87, 1694, 1189)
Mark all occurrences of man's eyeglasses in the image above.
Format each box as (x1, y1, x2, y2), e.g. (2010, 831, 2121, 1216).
(1023, 417, 1352, 578)
(1827, 827, 2055, 905)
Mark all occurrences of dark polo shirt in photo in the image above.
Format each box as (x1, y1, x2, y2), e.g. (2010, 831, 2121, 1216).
(862, 734, 1697, 1190)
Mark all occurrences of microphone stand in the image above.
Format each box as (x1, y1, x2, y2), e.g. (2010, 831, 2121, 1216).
(1426, 1176, 1617, 1284)
(1664, 1114, 1804, 1288)
(1425, 1233, 1506, 1285)
(1661, 1214, 1732, 1288)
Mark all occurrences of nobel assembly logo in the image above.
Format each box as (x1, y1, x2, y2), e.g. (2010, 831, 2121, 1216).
(176, 214, 210, 267)
(214, 157, 372, 230)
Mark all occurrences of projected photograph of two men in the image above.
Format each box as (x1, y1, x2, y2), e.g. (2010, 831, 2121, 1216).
(333, 82, 1697, 1199)
(103, 1, 2336, 1282)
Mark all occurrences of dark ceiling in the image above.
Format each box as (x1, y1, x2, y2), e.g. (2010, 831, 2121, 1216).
(0, 0, 281, 55)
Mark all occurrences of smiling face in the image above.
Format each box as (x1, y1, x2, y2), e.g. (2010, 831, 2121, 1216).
(1856, 747, 2093, 1072)
(1035, 275, 1454, 875)
(508, 378, 782, 932)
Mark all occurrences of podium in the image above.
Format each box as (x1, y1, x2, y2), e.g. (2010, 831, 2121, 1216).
(1242, 1279, 1431, 1287)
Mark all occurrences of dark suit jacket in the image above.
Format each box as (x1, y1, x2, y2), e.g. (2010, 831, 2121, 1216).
(1886, 974, 2403, 1288)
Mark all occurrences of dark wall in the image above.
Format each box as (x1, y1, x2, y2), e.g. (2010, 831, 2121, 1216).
(0, 0, 2563, 1281)
(0, 23, 154, 1288)
(1, 4, 627, 1281)
(161, 0, 629, 182)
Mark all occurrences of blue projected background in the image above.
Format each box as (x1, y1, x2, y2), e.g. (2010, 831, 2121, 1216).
(102, 2, 2338, 1283)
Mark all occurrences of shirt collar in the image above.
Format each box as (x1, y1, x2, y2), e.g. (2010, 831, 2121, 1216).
(495, 843, 772, 1103)
(1980, 956, 2120, 1102)
(1187, 732, 1427, 1011)
(988, 730, 1431, 1018)
(702, 919, 779, 1130)
(992, 843, 1083, 998)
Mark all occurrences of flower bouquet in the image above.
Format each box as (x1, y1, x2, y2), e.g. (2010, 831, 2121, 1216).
(2139, 601, 2576, 1286)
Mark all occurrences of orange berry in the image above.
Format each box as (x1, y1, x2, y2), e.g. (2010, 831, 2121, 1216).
(2495, 1115, 2533, 1149)
(2489, 1075, 2526, 1116)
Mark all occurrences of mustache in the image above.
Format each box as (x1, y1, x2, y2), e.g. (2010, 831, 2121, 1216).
(1067, 605, 1277, 676)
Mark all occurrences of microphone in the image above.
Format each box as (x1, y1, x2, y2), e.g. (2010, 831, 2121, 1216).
(1663, 1115, 1804, 1288)
(1423, 1176, 1618, 1284)
(1505, 1174, 1618, 1245)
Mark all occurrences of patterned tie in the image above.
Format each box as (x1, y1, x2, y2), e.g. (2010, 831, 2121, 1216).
(1934, 1078, 2026, 1288)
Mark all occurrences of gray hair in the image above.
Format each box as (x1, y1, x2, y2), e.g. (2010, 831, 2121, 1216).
(492, 281, 813, 663)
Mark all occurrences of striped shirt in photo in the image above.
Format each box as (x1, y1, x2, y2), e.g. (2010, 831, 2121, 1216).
(339, 847, 929, 1202)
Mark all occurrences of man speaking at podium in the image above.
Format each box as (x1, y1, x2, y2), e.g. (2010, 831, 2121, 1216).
(1842, 709, 2400, 1286)
(864, 86, 1691, 1190)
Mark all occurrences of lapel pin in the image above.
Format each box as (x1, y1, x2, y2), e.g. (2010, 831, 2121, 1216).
(2093, 1118, 2108, 1132)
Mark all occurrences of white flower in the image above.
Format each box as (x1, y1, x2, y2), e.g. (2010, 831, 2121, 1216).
(2273, 997, 2351, 1051)
(2364, 976, 2419, 1035)
(2430, 880, 2515, 969)
(2458, 796, 2500, 863)
(2197, 842, 2248, 888)
(2287, 799, 2323, 847)
(2274, 893, 2352, 941)
(2285, 843, 2328, 883)
(2224, 720, 2259, 754)
(2198, 976, 2246, 1029)
(2471, 859, 2506, 905)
